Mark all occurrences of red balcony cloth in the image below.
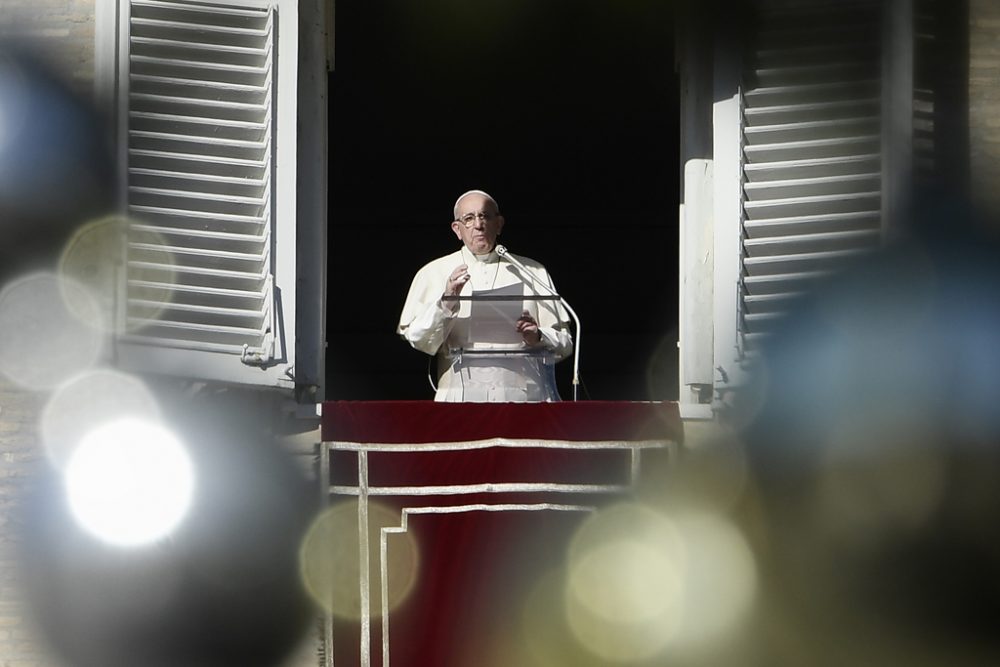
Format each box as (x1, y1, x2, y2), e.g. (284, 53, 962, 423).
(320, 400, 682, 444)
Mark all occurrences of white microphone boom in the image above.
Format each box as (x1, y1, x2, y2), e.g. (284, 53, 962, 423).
(495, 244, 582, 401)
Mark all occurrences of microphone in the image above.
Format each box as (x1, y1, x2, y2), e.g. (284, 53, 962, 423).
(495, 244, 582, 401)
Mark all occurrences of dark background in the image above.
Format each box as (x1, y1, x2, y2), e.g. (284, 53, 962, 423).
(326, 0, 680, 401)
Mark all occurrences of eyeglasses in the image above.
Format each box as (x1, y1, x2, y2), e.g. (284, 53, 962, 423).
(456, 211, 498, 227)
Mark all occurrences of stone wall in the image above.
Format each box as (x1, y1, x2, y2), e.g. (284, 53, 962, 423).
(0, 378, 55, 667)
(0, 0, 96, 96)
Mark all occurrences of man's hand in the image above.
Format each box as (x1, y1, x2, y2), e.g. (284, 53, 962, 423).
(516, 310, 543, 345)
(444, 264, 470, 297)
(444, 264, 471, 296)
(441, 264, 469, 312)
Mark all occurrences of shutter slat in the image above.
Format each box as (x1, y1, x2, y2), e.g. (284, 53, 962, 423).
(128, 281, 266, 313)
(129, 148, 267, 169)
(133, 0, 269, 19)
(130, 185, 266, 206)
(752, 63, 878, 88)
(130, 196, 267, 218)
(744, 192, 880, 220)
(744, 173, 881, 200)
(130, 92, 269, 113)
(129, 299, 263, 320)
(132, 223, 268, 243)
(744, 211, 881, 238)
(745, 98, 880, 125)
(743, 80, 879, 106)
(127, 320, 264, 344)
(130, 111, 268, 131)
(744, 154, 879, 182)
(743, 117, 879, 145)
(131, 54, 268, 75)
(128, 279, 264, 300)
(130, 129, 268, 149)
(131, 72, 270, 94)
(744, 136, 880, 162)
(129, 174, 266, 198)
(118, 336, 260, 355)
(130, 241, 267, 263)
(138, 320, 267, 338)
(744, 229, 881, 257)
(743, 271, 831, 296)
(743, 292, 803, 315)
(130, 167, 266, 185)
(131, 18, 270, 38)
(744, 248, 870, 276)
(128, 260, 269, 281)
(129, 205, 266, 227)
(743, 312, 785, 325)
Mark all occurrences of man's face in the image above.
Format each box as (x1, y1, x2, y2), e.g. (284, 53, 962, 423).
(451, 193, 504, 254)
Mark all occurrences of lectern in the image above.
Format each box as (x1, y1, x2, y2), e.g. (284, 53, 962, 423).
(433, 288, 576, 402)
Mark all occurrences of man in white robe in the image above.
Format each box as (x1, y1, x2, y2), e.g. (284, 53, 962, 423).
(397, 190, 573, 402)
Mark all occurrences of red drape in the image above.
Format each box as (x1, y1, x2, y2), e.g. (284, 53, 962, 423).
(320, 401, 682, 667)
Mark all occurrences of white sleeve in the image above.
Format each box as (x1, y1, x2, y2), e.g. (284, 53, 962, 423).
(536, 325, 573, 361)
(397, 262, 457, 356)
(400, 298, 456, 355)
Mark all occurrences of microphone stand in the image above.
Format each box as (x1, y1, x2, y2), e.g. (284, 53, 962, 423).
(495, 244, 582, 401)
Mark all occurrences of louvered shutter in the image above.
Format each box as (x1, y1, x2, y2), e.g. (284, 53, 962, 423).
(739, 1, 884, 354)
(111, 0, 300, 388)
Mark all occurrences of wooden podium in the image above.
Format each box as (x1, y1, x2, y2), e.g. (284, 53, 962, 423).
(319, 401, 682, 667)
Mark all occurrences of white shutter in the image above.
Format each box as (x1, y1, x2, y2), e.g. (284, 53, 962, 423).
(739, 1, 884, 353)
(110, 0, 300, 388)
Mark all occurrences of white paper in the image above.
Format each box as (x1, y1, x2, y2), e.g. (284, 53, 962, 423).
(467, 283, 524, 347)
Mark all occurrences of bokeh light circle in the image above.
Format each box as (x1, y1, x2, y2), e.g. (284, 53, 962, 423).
(0, 272, 104, 389)
(65, 417, 194, 547)
(565, 503, 758, 662)
(300, 500, 419, 619)
(570, 540, 683, 625)
(41, 368, 160, 471)
(565, 503, 684, 661)
(58, 216, 176, 333)
(668, 510, 758, 646)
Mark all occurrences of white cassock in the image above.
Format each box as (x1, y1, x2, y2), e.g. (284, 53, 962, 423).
(397, 246, 573, 402)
